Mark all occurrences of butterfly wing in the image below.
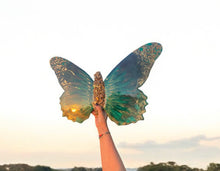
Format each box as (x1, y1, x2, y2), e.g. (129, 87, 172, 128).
(50, 57, 93, 123)
(104, 43, 162, 125)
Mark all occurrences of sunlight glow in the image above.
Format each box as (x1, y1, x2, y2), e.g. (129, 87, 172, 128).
(71, 108, 77, 112)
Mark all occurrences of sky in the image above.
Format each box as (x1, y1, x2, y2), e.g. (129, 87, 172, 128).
(0, 0, 220, 169)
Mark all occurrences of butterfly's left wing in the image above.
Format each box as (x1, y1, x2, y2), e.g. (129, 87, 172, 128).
(104, 43, 162, 125)
(50, 57, 93, 123)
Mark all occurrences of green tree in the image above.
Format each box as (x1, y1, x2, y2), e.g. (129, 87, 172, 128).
(179, 165, 192, 171)
(207, 163, 220, 171)
(168, 161, 176, 166)
(71, 167, 87, 171)
(33, 165, 53, 171)
(137, 162, 197, 171)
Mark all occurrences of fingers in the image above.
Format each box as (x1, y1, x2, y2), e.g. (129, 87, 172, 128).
(92, 104, 106, 118)
(95, 105, 103, 113)
(91, 111, 96, 116)
(92, 104, 102, 116)
(92, 104, 102, 112)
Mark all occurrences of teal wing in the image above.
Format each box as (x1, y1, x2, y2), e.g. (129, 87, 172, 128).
(50, 57, 93, 123)
(104, 43, 162, 125)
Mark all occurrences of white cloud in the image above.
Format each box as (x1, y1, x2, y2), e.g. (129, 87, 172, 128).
(118, 135, 220, 168)
(119, 135, 220, 149)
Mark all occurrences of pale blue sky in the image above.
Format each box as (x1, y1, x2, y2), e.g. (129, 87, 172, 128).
(0, 0, 220, 169)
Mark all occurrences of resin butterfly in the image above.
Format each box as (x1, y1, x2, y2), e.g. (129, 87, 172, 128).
(50, 42, 162, 125)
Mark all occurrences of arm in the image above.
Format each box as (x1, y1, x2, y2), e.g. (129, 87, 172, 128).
(92, 105, 126, 171)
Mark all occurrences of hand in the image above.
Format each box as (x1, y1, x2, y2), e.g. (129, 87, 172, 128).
(92, 104, 109, 134)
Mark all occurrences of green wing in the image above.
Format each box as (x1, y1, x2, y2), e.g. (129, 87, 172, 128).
(104, 43, 162, 125)
(50, 57, 93, 123)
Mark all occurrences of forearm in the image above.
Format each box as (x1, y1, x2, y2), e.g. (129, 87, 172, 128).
(93, 105, 126, 171)
(98, 126, 126, 171)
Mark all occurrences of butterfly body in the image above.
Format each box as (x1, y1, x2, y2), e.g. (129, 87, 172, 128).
(50, 42, 162, 125)
(93, 71, 105, 114)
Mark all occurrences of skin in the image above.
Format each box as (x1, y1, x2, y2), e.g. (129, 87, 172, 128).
(92, 105, 126, 171)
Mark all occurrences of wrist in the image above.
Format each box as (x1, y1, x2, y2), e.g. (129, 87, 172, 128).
(97, 124, 109, 135)
(99, 131, 110, 139)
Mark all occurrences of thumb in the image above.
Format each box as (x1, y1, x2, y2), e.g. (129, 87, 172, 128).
(95, 104, 102, 113)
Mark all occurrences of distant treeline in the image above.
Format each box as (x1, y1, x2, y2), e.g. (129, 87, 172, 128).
(0, 164, 102, 171)
(1, 162, 220, 171)
(137, 162, 220, 171)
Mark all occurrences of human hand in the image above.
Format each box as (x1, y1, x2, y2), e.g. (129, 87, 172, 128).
(92, 104, 109, 134)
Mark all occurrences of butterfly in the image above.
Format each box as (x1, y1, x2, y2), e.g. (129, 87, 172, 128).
(50, 42, 162, 125)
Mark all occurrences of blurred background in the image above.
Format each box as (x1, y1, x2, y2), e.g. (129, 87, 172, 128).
(0, 0, 220, 169)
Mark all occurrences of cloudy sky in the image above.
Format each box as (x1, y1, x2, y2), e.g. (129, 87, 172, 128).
(0, 0, 220, 169)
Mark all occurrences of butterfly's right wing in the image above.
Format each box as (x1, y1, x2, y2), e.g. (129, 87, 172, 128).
(50, 57, 94, 123)
(104, 43, 162, 125)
